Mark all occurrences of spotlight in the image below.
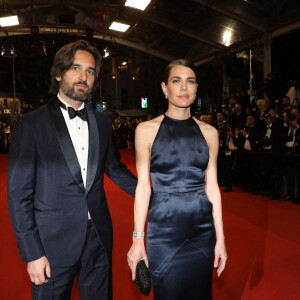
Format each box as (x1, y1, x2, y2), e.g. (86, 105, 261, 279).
(109, 15, 130, 32)
(109, 21, 130, 32)
(125, 0, 151, 11)
(0, 14, 19, 27)
(223, 29, 232, 47)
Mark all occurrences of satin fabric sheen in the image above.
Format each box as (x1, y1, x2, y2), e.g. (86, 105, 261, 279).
(147, 115, 216, 300)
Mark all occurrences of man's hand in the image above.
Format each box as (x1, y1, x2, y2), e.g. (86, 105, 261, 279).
(241, 129, 248, 137)
(289, 120, 299, 128)
(27, 256, 51, 285)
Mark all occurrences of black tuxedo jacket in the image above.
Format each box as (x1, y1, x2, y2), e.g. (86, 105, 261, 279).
(238, 125, 260, 151)
(259, 122, 282, 152)
(7, 97, 137, 267)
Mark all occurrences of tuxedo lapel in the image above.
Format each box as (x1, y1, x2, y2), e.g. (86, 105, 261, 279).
(85, 105, 99, 195)
(48, 98, 85, 192)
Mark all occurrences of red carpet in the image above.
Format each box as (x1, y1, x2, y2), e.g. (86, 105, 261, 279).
(1, 151, 300, 300)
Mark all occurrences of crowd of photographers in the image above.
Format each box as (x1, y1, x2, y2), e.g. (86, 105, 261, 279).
(112, 116, 151, 153)
(0, 121, 15, 153)
(201, 91, 300, 204)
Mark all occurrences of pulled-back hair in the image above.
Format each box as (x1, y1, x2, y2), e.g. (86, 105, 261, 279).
(163, 59, 196, 84)
(49, 40, 101, 94)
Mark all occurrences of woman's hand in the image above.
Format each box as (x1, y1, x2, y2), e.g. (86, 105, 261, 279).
(127, 239, 148, 281)
(214, 240, 227, 277)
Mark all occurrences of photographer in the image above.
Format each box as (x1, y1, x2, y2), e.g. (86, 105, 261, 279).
(256, 99, 268, 129)
(249, 89, 261, 112)
(0, 123, 5, 153)
(237, 114, 260, 193)
(281, 106, 300, 204)
(258, 111, 282, 199)
(229, 103, 246, 131)
(216, 111, 228, 186)
(223, 120, 240, 192)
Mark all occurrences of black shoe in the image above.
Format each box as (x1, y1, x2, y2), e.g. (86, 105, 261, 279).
(280, 196, 294, 202)
(251, 190, 259, 195)
(270, 196, 279, 200)
(261, 192, 272, 197)
(224, 187, 232, 192)
(293, 199, 300, 204)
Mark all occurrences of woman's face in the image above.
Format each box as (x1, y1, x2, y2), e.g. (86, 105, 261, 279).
(161, 65, 197, 109)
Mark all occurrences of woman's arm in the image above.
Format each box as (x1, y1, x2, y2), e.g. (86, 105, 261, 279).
(127, 122, 153, 280)
(202, 124, 228, 276)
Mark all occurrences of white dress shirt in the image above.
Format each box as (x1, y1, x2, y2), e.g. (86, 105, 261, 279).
(284, 124, 297, 148)
(243, 126, 253, 151)
(57, 94, 90, 219)
(264, 124, 272, 150)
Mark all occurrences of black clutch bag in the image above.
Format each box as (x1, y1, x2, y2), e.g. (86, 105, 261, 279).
(133, 260, 152, 296)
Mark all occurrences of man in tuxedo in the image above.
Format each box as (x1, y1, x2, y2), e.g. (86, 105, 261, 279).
(281, 106, 300, 203)
(258, 111, 282, 199)
(237, 113, 260, 193)
(7, 40, 137, 300)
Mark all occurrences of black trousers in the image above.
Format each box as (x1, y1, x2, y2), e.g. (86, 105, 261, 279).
(31, 220, 112, 300)
(285, 155, 300, 199)
(217, 153, 226, 186)
(224, 150, 240, 189)
(242, 151, 260, 191)
(259, 152, 282, 197)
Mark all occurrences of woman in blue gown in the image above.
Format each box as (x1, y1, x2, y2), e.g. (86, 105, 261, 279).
(127, 59, 227, 299)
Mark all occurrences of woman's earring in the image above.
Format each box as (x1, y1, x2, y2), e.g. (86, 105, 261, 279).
(165, 94, 168, 99)
(194, 94, 197, 100)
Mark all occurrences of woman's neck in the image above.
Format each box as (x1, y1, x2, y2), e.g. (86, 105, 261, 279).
(165, 107, 191, 120)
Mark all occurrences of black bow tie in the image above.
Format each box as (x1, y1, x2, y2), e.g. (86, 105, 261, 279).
(67, 106, 88, 121)
(58, 100, 88, 121)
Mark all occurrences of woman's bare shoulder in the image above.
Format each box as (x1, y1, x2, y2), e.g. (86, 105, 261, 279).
(135, 115, 165, 142)
(193, 117, 218, 143)
(136, 115, 164, 132)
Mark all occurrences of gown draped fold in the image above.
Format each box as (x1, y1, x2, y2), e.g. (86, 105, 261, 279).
(147, 115, 216, 300)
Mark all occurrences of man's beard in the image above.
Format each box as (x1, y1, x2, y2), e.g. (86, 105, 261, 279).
(60, 80, 92, 102)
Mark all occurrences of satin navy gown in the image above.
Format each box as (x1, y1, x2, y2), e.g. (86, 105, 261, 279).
(147, 115, 216, 300)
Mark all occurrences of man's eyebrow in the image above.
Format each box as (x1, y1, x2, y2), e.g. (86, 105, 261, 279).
(72, 63, 96, 71)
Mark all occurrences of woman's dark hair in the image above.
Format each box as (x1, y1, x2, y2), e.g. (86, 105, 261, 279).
(163, 59, 196, 84)
(49, 40, 101, 94)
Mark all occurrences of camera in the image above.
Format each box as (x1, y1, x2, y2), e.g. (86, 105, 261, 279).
(239, 125, 250, 133)
(218, 120, 229, 136)
(263, 111, 270, 118)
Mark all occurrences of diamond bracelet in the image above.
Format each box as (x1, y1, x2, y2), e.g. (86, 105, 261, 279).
(133, 232, 145, 239)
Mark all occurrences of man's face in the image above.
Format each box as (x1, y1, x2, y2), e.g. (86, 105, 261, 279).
(264, 117, 271, 125)
(56, 50, 96, 102)
(221, 92, 227, 99)
(217, 113, 224, 123)
(269, 109, 276, 122)
(247, 116, 255, 126)
(257, 102, 265, 112)
(282, 97, 290, 107)
(234, 104, 242, 115)
(206, 115, 213, 124)
(229, 97, 236, 104)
